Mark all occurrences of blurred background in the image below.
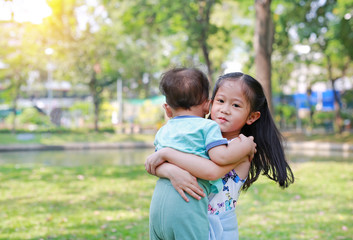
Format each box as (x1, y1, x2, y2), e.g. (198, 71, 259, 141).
(1, 1, 353, 239)
(0, 0, 352, 134)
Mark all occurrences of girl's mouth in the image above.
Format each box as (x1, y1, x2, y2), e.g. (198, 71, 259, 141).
(218, 117, 227, 123)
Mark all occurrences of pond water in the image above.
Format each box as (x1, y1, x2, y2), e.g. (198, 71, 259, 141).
(0, 148, 352, 166)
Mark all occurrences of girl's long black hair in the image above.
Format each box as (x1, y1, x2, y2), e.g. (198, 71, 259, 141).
(212, 72, 295, 190)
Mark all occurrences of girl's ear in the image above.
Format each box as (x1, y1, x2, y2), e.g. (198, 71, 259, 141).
(246, 111, 260, 125)
(163, 103, 173, 118)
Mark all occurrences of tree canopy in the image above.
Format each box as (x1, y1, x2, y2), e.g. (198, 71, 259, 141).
(0, 0, 352, 132)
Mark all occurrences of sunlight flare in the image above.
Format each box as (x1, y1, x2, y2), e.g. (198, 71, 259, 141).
(0, 0, 52, 24)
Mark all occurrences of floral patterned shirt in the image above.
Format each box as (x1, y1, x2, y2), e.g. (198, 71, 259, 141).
(207, 168, 246, 215)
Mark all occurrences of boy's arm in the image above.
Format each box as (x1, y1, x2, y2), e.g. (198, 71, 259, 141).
(208, 134, 256, 166)
(145, 148, 245, 181)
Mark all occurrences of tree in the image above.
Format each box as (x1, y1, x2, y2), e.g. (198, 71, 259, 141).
(120, 0, 237, 86)
(41, 0, 121, 131)
(0, 19, 44, 132)
(271, 5, 297, 129)
(254, 0, 274, 111)
(283, 0, 353, 133)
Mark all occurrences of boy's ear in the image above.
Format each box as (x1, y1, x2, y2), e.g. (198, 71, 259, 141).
(202, 99, 211, 115)
(163, 103, 173, 118)
(246, 111, 260, 125)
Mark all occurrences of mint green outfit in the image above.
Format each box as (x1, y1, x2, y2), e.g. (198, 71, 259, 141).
(149, 116, 227, 240)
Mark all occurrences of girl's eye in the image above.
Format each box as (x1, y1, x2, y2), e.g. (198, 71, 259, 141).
(232, 103, 240, 108)
(217, 99, 224, 103)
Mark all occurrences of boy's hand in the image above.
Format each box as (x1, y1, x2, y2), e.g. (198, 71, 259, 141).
(238, 134, 257, 161)
(145, 150, 167, 175)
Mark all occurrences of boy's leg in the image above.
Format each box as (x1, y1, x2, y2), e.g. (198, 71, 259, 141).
(169, 193, 209, 240)
(150, 178, 209, 240)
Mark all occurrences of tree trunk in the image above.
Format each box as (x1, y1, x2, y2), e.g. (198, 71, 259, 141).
(332, 79, 343, 133)
(11, 80, 21, 134)
(254, 0, 274, 112)
(11, 94, 18, 134)
(327, 55, 344, 133)
(94, 97, 99, 132)
(201, 40, 213, 85)
(306, 85, 314, 134)
(198, 0, 214, 86)
(89, 72, 100, 132)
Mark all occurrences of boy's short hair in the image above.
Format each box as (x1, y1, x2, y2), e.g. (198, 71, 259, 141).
(159, 67, 210, 109)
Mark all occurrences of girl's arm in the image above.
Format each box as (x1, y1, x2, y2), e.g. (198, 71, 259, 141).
(153, 162, 206, 202)
(145, 147, 247, 181)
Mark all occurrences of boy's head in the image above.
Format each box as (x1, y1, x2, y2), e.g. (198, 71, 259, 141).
(159, 67, 210, 109)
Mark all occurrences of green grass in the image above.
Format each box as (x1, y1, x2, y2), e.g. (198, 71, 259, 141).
(237, 161, 353, 239)
(0, 132, 155, 145)
(0, 165, 155, 240)
(1, 161, 352, 239)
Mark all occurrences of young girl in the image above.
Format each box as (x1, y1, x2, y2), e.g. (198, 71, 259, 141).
(146, 72, 295, 240)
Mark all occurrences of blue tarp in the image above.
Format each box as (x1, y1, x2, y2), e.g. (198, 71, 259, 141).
(281, 90, 340, 111)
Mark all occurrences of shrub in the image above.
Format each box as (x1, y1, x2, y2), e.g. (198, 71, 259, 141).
(5, 108, 53, 129)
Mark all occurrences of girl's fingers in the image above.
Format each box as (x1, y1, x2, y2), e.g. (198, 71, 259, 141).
(174, 182, 204, 202)
(144, 161, 149, 173)
(177, 189, 189, 202)
(145, 161, 150, 173)
(145, 157, 156, 175)
(189, 184, 205, 198)
(151, 166, 157, 175)
(184, 187, 202, 200)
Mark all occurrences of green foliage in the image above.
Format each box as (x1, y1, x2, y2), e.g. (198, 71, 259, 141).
(274, 104, 297, 128)
(19, 108, 52, 126)
(312, 111, 335, 126)
(0, 109, 13, 120)
(100, 101, 113, 119)
(134, 100, 164, 127)
(0, 86, 13, 105)
(118, 0, 239, 83)
(68, 102, 92, 117)
(271, 1, 298, 94)
(4, 108, 52, 129)
(1, 0, 353, 132)
(342, 90, 353, 108)
(341, 111, 353, 127)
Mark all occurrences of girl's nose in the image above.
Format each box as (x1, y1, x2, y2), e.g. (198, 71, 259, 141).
(220, 107, 230, 114)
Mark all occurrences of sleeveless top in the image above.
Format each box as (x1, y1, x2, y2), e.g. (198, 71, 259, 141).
(207, 138, 246, 215)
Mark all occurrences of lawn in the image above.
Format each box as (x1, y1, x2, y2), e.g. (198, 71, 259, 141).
(0, 132, 155, 145)
(237, 161, 353, 239)
(0, 165, 154, 240)
(0, 160, 352, 239)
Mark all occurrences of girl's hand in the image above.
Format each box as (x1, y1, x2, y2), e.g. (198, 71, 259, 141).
(145, 149, 168, 175)
(168, 166, 205, 202)
(238, 134, 257, 161)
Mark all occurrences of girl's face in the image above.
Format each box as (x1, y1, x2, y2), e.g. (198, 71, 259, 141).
(210, 80, 257, 140)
